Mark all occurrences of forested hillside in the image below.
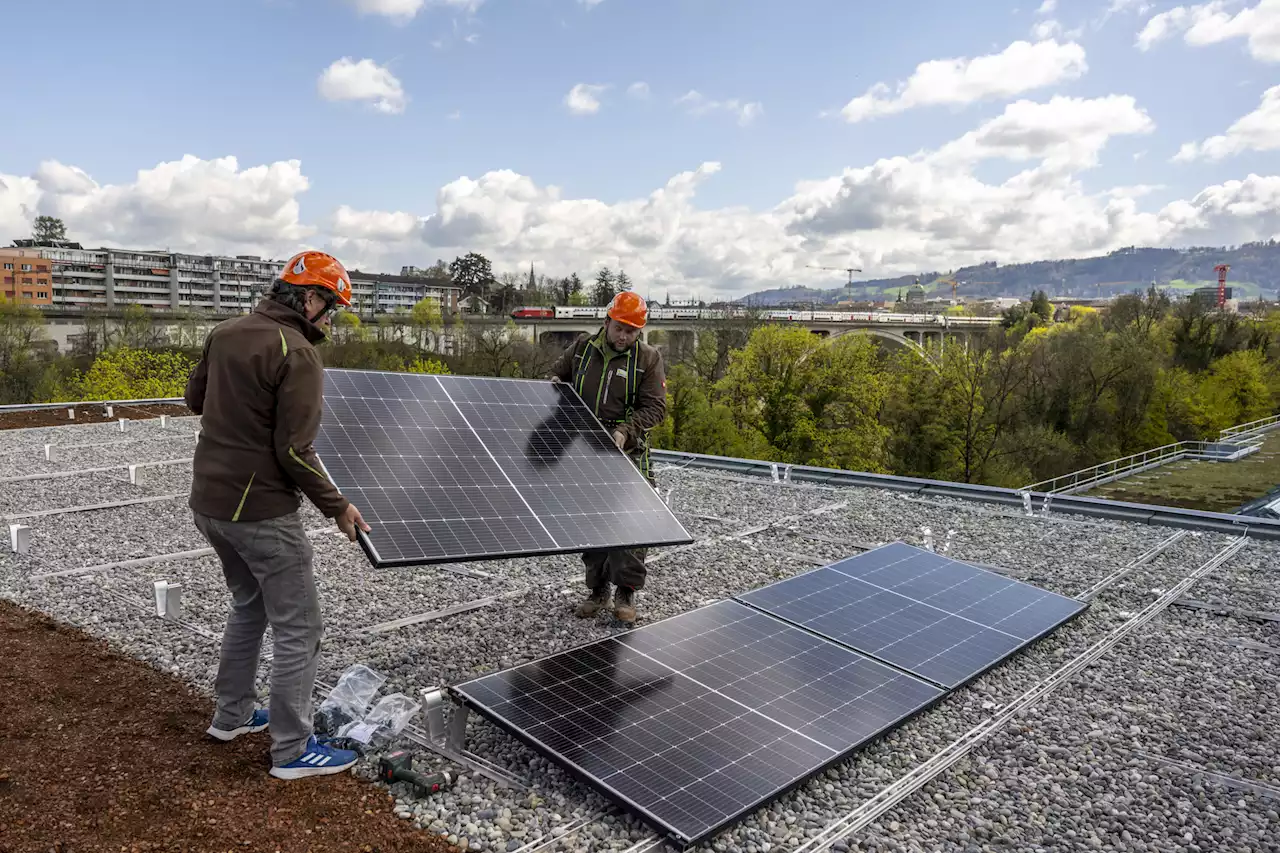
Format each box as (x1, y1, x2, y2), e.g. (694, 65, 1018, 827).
(745, 240, 1280, 305)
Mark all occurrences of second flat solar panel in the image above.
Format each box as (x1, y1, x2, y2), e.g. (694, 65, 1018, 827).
(735, 542, 1087, 688)
(450, 600, 943, 847)
(315, 369, 691, 567)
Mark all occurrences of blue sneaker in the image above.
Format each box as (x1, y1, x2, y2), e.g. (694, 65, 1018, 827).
(269, 735, 358, 780)
(206, 709, 269, 742)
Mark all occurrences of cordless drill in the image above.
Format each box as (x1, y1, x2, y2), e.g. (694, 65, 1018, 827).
(379, 750, 454, 794)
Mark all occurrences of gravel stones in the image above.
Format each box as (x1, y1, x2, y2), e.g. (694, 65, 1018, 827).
(2, 419, 1279, 852)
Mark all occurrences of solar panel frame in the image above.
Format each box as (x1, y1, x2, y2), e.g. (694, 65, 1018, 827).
(449, 600, 947, 848)
(734, 541, 1089, 689)
(314, 368, 693, 568)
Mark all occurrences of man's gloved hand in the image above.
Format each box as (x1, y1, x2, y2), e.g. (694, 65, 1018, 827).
(612, 429, 627, 451)
(549, 375, 562, 385)
(336, 503, 371, 543)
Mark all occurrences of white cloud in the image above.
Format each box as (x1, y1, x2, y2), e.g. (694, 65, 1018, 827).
(1137, 0, 1280, 62)
(1032, 19, 1063, 38)
(346, 0, 482, 23)
(5, 100, 1278, 302)
(932, 95, 1155, 170)
(1099, 0, 1155, 26)
(1036, 0, 1057, 14)
(1174, 85, 1280, 160)
(565, 83, 609, 115)
(840, 39, 1088, 122)
(318, 58, 407, 115)
(0, 173, 41, 245)
(676, 90, 764, 126)
(1, 155, 313, 257)
(627, 81, 651, 99)
(319, 94, 1273, 299)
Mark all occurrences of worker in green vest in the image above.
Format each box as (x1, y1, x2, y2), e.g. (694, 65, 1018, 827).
(550, 291, 667, 623)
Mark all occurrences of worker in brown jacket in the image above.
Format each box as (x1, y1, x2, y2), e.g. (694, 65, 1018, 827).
(184, 250, 371, 780)
(550, 290, 667, 623)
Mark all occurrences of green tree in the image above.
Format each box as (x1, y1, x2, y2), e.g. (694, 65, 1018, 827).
(0, 296, 50, 404)
(1030, 290, 1053, 323)
(650, 364, 752, 457)
(717, 327, 889, 472)
(115, 303, 158, 350)
(33, 215, 67, 244)
(616, 270, 632, 293)
(592, 268, 616, 307)
(449, 252, 496, 300)
(1197, 349, 1273, 432)
(410, 297, 443, 350)
(333, 311, 364, 344)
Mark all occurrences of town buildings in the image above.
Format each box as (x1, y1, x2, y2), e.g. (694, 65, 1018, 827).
(0, 246, 54, 305)
(5, 240, 460, 316)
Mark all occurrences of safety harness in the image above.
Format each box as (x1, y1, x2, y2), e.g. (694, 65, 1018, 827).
(571, 331, 651, 482)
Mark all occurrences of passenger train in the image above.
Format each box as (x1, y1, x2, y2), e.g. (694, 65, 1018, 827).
(510, 305, 997, 326)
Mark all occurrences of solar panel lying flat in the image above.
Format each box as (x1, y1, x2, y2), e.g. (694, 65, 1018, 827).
(450, 600, 944, 847)
(314, 369, 692, 568)
(735, 542, 1087, 688)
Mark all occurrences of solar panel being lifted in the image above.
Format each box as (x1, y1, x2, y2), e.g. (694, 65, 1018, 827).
(450, 600, 944, 847)
(735, 542, 1088, 689)
(314, 369, 692, 568)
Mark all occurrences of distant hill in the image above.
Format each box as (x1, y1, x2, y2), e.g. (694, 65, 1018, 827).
(738, 241, 1280, 306)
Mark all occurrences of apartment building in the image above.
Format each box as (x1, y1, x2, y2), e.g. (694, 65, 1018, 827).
(347, 270, 460, 315)
(13, 240, 285, 313)
(0, 247, 54, 305)
(8, 242, 460, 317)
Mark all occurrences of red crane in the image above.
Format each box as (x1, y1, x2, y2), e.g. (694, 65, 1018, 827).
(1215, 263, 1230, 308)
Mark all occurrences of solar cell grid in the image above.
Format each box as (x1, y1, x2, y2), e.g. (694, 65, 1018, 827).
(314, 369, 691, 567)
(451, 600, 944, 846)
(736, 542, 1087, 688)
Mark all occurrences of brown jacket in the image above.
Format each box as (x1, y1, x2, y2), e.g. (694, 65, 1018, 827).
(550, 329, 667, 453)
(185, 299, 349, 523)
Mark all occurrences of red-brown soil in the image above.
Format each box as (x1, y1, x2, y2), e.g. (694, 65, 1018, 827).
(0, 600, 454, 853)
(0, 404, 191, 431)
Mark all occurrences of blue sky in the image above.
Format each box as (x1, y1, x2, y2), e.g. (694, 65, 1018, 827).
(2, 0, 1277, 298)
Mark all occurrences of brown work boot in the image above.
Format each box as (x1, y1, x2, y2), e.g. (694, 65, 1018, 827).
(575, 585, 610, 618)
(614, 587, 637, 623)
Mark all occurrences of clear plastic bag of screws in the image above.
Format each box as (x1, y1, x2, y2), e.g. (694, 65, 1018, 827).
(338, 692, 422, 748)
(316, 664, 387, 734)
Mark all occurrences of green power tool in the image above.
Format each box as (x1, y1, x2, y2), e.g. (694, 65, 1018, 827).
(378, 750, 454, 794)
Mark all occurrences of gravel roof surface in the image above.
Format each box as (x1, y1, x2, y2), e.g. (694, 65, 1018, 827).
(1, 420, 1277, 853)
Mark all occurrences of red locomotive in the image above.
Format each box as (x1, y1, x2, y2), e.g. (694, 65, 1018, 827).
(510, 306, 555, 319)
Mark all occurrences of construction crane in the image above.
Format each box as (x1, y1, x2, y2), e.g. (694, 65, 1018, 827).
(936, 275, 959, 301)
(1215, 263, 1230, 308)
(807, 264, 863, 286)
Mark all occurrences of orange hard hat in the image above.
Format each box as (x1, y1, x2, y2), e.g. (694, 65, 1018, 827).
(607, 290, 647, 328)
(279, 250, 353, 307)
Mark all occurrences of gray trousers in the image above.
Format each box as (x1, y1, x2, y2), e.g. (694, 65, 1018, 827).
(582, 446, 654, 590)
(583, 548, 648, 590)
(193, 510, 322, 767)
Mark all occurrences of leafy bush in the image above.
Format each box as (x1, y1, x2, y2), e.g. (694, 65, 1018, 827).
(77, 347, 197, 401)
